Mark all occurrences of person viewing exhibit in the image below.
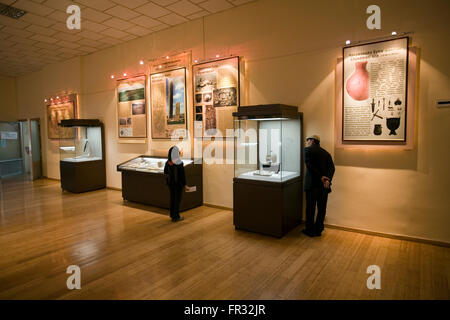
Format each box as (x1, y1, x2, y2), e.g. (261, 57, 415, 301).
(303, 135, 335, 237)
(164, 146, 190, 222)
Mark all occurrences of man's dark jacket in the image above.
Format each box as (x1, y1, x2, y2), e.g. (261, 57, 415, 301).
(304, 144, 335, 191)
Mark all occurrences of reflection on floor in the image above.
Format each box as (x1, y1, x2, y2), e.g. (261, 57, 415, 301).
(0, 177, 448, 299)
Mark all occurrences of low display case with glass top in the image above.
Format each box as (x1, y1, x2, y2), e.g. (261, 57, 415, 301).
(58, 119, 106, 193)
(117, 155, 202, 211)
(233, 104, 303, 237)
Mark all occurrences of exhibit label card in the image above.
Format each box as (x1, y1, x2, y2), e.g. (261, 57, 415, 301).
(117, 76, 147, 138)
(343, 38, 408, 141)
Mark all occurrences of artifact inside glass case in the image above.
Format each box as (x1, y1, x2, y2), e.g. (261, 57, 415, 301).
(58, 119, 106, 193)
(118, 156, 193, 173)
(59, 124, 103, 162)
(234, 109, 301, 183)
(233, 104, 303, 238)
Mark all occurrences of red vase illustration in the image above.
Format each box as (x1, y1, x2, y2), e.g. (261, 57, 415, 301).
(346, 61, 369, 101)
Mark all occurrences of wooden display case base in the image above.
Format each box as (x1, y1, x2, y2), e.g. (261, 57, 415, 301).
(60, 160, 106, 193)
(233, 176, 302, 238)
(120, 164, 202, 212)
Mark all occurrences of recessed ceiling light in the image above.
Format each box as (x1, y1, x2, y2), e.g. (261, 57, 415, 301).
(123, 73, 127, 77)
(392, 31, 397, 35)
(166, 56, 169, 59)
(194, 59, 198, 63)
(139, 60, 144, 65)
(110, 75, 115, 79)
(346, 40, 351, 45)
(216, 54, 220, 58)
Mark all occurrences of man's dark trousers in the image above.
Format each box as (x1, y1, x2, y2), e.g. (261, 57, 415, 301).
(305, 187, 329, 234)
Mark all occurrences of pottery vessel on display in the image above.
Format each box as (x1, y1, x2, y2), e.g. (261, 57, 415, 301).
(346, 61, 369, 101)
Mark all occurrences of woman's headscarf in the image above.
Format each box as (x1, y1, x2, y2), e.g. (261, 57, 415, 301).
(168, 146, 182, 165)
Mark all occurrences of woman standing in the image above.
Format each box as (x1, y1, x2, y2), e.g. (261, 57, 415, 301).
(164, 146, 189, 222)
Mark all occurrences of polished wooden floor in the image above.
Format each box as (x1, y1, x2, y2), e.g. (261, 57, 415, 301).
(0, 176, 448, 300)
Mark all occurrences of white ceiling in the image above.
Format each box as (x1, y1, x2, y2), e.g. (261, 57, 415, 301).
(0, 0, 255, 77)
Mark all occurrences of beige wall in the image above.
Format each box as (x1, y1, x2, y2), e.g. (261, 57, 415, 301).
(0, 76, 18, 121)
(14, 0, 450, 243)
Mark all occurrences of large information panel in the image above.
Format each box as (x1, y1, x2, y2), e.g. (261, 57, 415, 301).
(343, 37, 408, 142)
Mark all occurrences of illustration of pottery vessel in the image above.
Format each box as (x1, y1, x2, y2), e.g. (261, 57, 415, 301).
(346, 61, 369, 101)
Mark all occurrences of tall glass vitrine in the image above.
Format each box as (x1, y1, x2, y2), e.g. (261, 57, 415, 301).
(58, 119, 106, 193)
(233, 104, 303, 237)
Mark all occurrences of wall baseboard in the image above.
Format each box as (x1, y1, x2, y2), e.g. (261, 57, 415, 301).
(324, 223, 450, 248)
(107, 186, 122, 191)
(203, 203, 233, 211)
(43, 176, 59, 181)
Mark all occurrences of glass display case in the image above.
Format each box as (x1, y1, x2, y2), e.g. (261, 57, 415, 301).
(232, 104, 303, 237)
(117, 156, 193, 173)
(58, 119, 106, 193)
(117, 155, 202, 211)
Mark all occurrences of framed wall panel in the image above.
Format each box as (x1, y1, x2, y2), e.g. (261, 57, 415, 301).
(342, 37, 409, 142)
(46, 93, 77, 139)
(193, 56, 240, 138)
(117, 76, 147, 139)
(150, 67, 187, 139)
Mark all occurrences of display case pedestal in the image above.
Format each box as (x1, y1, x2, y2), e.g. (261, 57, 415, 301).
(58, 119, 106, 193)
(233, 176, 302, 238)
(117, 156, 202, 211)
(60, 160, 106, 193)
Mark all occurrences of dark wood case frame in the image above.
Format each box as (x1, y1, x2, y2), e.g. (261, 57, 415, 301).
(117, 156, 203, 212)
(59, 119, 106, 193)
(342, 36, 409, 143)
(232, 104, 304, 238)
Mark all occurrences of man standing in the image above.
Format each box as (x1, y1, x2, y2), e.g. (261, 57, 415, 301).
(303, 135, 335, 237)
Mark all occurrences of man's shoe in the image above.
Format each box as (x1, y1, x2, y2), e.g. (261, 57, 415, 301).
(172, 217, 185, 222)
(301, 229, 315, 237)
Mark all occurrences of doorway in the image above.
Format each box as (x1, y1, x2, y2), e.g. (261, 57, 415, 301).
(18, 119, 42, 180)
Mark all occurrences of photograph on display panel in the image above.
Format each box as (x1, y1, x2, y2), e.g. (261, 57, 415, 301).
(46, 94, 77, 139)
(117, 76, 147, 138)
(193, 56, 240, 138)
(150, 68, 187, 139)
(342, 37, 408, 142)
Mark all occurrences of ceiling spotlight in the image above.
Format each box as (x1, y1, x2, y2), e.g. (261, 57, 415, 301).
(50, 98, 53, 100)
(123, 73, 127, 77)
(110, 75, 115, 79)
(139, 60, 144, 65)
(345, 40, 351, 45)
(392, 31, 397, 35)
(216, 54, 220, 58)
(194, 59, 198, 63)
(56, 96, 59, 99)
(44, 99, 47, 102)
(166, 56, 169, 59)
(159, 65, 162, 69)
